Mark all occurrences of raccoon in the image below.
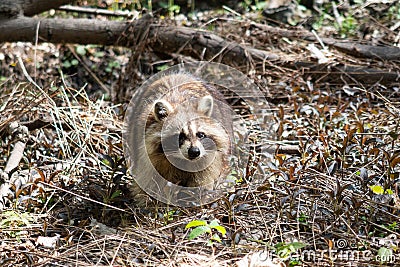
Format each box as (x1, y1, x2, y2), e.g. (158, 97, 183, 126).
(125, 73, 233, 206)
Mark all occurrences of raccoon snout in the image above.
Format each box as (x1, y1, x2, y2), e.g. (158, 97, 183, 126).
(188, 146, 201, 159)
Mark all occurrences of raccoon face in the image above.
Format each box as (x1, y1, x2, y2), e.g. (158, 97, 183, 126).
(178, 122, 217, 161)
(179, 131, 204, 160)
(151, 95, 218, 162)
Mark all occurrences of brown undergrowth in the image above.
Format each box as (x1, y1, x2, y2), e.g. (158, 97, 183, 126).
(1, 60, 399, 266)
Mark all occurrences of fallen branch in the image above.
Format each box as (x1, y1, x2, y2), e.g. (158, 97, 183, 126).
(58, 4, 137, 18)
(0, 16, 128, 44)
(141, 24, 281, 66)
(0, 15, 398, 90)
(250, 22, 400, 60)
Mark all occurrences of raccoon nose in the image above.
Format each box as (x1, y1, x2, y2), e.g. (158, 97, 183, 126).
(188, 146, 201, 159)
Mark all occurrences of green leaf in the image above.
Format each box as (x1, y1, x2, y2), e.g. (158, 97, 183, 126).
(385, 189, 394, 195)
(208, 219, 220, 228)
(210, 233, 222, 243)
(212, 225, 226, 236)
(226, 169, 238, 182)
(188, 226, 211, 240)
(156, 64, 169, 71)
(62, 60, 71, 68)
(76, 45, 86, 56)
(71, 59, 79, 66)
(277, 247, 291, 259)
(370, 185, 384, 194)
(185, 220, 207, 229)
(275, 242, 285, 249)
(169, 4, 180, 13)
(377, 247, 392, 263)
(1, 211, 34, 228)
(289, 242, 308, 250)
(254, 1, 267, 10)
(94, 51, 105, 57)
(275, 242, 308, 259)
(110, 190, 121, 200)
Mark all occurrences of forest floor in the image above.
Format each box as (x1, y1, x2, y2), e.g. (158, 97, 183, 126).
(1, 1, 400, 266)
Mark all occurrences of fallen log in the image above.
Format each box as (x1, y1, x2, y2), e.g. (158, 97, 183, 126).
(250, 22, 400, 60)
(0, 12, 398, 101)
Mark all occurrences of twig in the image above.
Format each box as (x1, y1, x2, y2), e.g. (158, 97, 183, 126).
(34, 20, 41, 83)
(58, 5, 138, 18)
(331, 2, 342, 28)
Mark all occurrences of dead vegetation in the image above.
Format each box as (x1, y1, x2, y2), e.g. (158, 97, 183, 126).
(1, 1, 400, 266)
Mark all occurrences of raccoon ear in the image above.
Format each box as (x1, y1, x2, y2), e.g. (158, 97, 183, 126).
(198, 95, 213, 116)
(154, 100, 173, 121)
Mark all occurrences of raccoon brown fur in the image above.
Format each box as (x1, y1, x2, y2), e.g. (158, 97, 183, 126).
(124, 73, 232, 206)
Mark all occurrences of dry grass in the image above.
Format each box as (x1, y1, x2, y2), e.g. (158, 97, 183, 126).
(1, 58, 399, 266)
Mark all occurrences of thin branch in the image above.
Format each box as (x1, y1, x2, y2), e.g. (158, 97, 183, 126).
(58, 4, 138, 18)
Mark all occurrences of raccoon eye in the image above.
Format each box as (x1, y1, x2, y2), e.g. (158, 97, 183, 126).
(179, 132, 186, 145)
(196, 132, 206, 139)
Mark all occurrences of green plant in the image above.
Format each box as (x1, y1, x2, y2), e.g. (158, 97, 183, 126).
(159, 0, 180, 17)
(240, 0, 266, 12)
(297, 213, 308, 223)
(1, 211, 35, 241)
(62, 59, 79, 68)
(337, 15, 357, 37)
(377, 247, 394, 264)
(163, 209, 176, 224)
(226, 169, 241, 184)
(185, 219, 226, 245)
(76, 45, 87, 56)
(156, 64, 169, 72)
(311, 3, 358, 37)
(98, 155, 125, 206)
(105, 60, 120, 73)
(274, 241, 307, 260)
(388, 3, 400, 21)
(1, 210, 35, 228)
(385, 222, 398, 232)
(369, 185, 393, 195)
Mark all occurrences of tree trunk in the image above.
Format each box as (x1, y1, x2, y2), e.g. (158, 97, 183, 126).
(0, 16, 128, 44)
